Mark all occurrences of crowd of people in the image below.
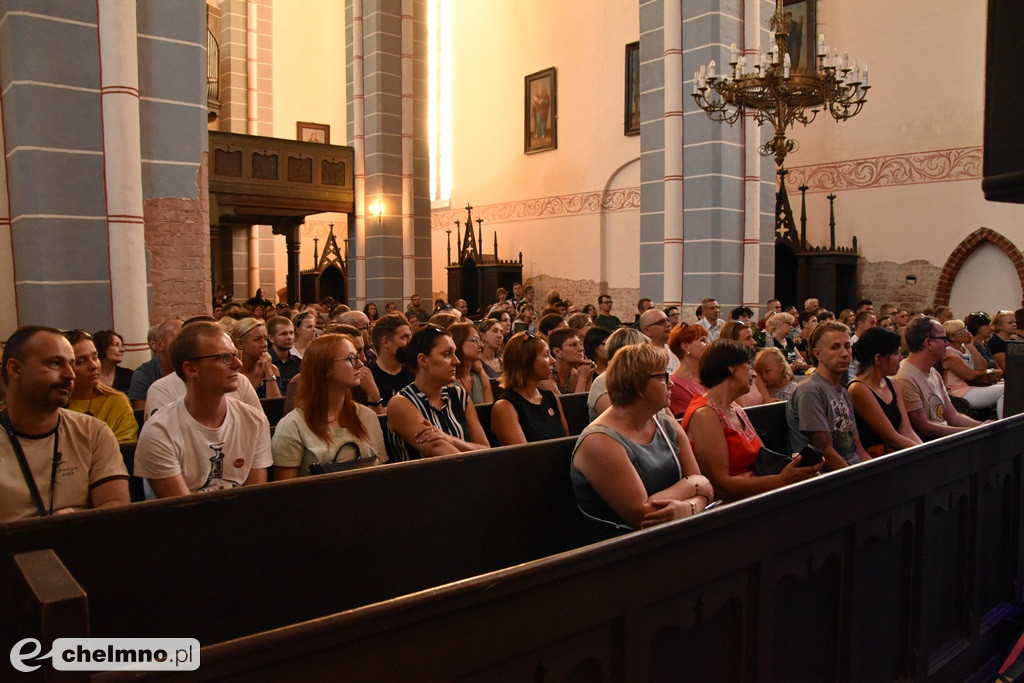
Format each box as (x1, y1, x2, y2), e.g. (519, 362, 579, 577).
(0, 285, 1016, 547)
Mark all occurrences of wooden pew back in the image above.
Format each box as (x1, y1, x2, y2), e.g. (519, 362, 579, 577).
(1, 436, 585, 655)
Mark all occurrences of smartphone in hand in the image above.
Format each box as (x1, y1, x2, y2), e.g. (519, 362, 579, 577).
(798, 444, 824, 467)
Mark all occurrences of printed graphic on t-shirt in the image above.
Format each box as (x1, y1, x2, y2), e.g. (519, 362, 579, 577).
(199, 442, 241, 492)
(830, 396, 855, 457)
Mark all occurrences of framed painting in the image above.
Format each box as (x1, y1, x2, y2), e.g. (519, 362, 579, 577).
(783, 0, 816, 72)
(297, 121, 330, 144)
(525, 67, 557, 154)
(624, 42, 640, 135)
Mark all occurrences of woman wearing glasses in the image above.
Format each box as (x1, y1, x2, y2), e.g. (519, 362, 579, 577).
(62, 330, 138, 442)
(571, 344, 712, 542)
(272, 334, 386, 479)
(449, 322, 494, 404)
(491, 332, 568, 446)
(231, 318, 282, 399)
(682, 340, 819, 502)
(386, 326, 490, 460)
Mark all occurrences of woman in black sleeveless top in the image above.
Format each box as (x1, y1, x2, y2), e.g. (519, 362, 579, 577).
(491, 332, 569, 445)
(848, 327, 922, 457)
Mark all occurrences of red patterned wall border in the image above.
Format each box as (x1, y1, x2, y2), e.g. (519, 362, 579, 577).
(784, 146, 982, 194)
(430, 187, 640, 229)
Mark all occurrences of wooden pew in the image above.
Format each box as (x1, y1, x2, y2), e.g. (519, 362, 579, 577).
(4, 415, 1023, 681)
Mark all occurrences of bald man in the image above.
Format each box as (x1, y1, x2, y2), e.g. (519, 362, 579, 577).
(128, 318, 183, 410)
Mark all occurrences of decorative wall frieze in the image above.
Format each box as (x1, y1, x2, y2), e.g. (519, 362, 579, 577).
(784, 146, 983, 193)
(430, 187, 640, 229)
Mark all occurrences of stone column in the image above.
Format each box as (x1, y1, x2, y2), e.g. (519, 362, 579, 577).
(346, 0, 430, 305)
(98, 0, 150, 367)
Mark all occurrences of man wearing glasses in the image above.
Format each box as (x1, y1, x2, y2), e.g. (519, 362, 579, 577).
(135, 321, 271, 497)
(594, 295, 622, 332)
(640, 308, 678, 372)
(144, 317, 261, 419)
(894, 316, 982, 440)
(338, 310, 377, 365)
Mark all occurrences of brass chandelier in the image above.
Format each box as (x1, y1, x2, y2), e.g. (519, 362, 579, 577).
(691, 0, 869, 168)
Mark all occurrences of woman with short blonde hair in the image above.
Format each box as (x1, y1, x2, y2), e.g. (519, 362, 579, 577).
(231, 318, 282, 398)
(571, 343, 712, 542)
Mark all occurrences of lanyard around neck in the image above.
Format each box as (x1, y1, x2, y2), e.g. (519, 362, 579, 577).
(1, 410, 60, 517)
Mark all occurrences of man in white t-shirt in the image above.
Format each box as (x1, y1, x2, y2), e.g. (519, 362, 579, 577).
(893, 316, 981, 440)
(135, 322, 271, 497)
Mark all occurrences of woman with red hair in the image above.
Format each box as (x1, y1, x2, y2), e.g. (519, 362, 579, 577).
(668, 323, 709, 418)
(272, 333, 386, 478)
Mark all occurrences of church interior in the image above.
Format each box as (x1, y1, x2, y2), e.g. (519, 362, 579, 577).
(0, 0, 1021, 361)
(5, 1, 1024, 679)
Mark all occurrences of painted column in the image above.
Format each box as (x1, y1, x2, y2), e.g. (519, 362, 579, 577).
(246, 0, 259, 297)
(742, 0, 762, 309)
(663, 0, 683, 308)
(401, 0, 415, 298)
(0, 90, 16, 337)
(97, 0, 149, 366)
(352, 0, 367, 309)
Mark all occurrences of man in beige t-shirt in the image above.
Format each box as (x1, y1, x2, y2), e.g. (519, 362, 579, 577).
(893, 317, 981, 441)
(0, 327, 129, 521)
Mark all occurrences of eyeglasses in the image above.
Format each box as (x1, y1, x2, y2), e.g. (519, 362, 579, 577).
(356, 324, 370, 331)
(188, 351, 240, 365)
(336, 354, 363, 367)
(928, 335, 951, 344)
(649, 372, 670, 385)
(466, 337, 482, 345)
(644, 319, 671, 328)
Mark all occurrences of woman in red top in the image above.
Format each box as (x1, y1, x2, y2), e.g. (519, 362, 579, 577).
(682, 340, 819, 502)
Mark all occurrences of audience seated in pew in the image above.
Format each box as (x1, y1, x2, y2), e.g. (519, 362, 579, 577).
(92, 329, 134, 394)
(571, 344, 712, 544)
(272, 334, 386, 478)
(787, 320, 872, 470)
(367, 313, 415, 410)
(478, 318, 504, 379)
(449, 322, 493, 405)
(0, 326, 131, 522)
(62, 329, 138, 443)
(491, 332, 569, 446)
(668, 323, 708, 418)
(943, 319, 1004, 419)
(846, 327, 922, 457)
(753, 347, 798, 402)
(231, 318, 283, 399)
(583, 326, 611, 377)
(987, 309, 1018, 373)
(135, 322, 271, 497)
(720, 320, 774, 407)
(682, 340, 819, 502)
(546, 327, 596, 395)
(385, 326, 489, 460)
(894, 316, 985, 441)
(588, 327, 648, 421)
(127, 318, 182, 411)
(145, 317, 262, 419)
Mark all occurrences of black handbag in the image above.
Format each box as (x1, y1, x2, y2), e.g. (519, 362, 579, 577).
(308, 441, 380, 475)
(752, 446, 792, 477)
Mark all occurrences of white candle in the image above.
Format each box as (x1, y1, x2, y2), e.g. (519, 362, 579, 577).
(818, 33, 825, 55)
(738, 55, 746, 75)
(708, 59, 716, 78)
(861, 64, 869, 88)
(693, 71, 699, 93)
(783, 53, 791, 78)
(730, 42, 738, 63)
(843, 51, 849, 70)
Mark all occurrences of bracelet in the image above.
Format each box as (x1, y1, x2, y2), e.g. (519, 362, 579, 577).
(367, 398, 385, 406)
(262, 377, 275, 384)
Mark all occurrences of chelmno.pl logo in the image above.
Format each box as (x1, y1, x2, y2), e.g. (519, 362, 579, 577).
(10, 638, 200, 672)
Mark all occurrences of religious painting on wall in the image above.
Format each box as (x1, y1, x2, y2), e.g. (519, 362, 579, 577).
(783, 0, 816, 71)
(525, 67, 557, 154)
(297, 121, 330, 144)
(624, 42, 640, 135)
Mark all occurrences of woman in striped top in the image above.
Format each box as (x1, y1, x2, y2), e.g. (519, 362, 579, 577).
(386, 325, 490, 461)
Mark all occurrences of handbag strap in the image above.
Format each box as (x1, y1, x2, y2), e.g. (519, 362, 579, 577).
(0, 409, 58, 517)
(329, 441, 362, 463)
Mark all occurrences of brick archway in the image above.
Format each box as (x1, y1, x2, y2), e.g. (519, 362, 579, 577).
(934, 227, 1024, 307)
